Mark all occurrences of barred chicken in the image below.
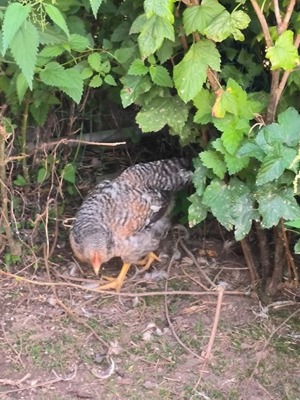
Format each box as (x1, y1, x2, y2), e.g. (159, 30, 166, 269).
(70, 158, 192, 291)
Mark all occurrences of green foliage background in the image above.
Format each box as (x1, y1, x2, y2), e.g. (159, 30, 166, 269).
(0, 0, 300, 283)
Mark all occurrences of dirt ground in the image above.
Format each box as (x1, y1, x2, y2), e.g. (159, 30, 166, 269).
(0, 226, 300, 400)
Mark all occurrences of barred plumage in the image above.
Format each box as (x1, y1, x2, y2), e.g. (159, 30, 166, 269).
(70, 158, 192, 291)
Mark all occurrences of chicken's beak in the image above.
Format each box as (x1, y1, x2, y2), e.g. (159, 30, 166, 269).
(91, 253, 102, 276)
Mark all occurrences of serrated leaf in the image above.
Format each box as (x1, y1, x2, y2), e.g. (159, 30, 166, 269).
(188, 193, 207, 227)
(114, 47, 135, 63)
(37, 167, 49, 183)
(38, 27, 66, 45)
(203, 180, 233, 230)
(30, 102, 52, 125)
(192, 159, 208, 195)
(104, 74, 117, 86)
(16, 72, 29, 104)
(88, 53, 101, 72)
(174, 40, 221, 103)
(193, 89, 215, 124)
(200, 150, 226, 179)
(204, 9, 250, 42)
(237, 141, 265, 161)
(128, 59, 149, 76)
(10, 21, 39, 89)
(130, 14, 148, 34)
(99, 60, 110, 73)
(2, 3, 31, 55)
(183, 0, 225, 35)
(256, 145, 296, 185)
(266, 31, 299, 70)
(61, 163, 76, 184)
(136, 95, 188, 133)
(69, 34, 90, 51)
(212, 89, 238, 118)
(40, 63, 83, 103)
(212, 138, 249, 173)
(144, 0, 174, 23)
(138, 15, 174, 57)
(81, 67, 93, 79)
(89, 75, 103, 87)
(221, 128, 244, 155)
(149, 65, 173, 87)
(258, 187, 300, 228)
(44, 4, 69, 38)
(156, 39, 174, 63)
(39, 45, 64, 58)
(121, 74, 152, 108)
(90, 0, 103, 18)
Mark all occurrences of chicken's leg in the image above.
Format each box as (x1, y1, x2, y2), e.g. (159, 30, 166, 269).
(97, 263, 131, 292)
(136, 252, 160, 272)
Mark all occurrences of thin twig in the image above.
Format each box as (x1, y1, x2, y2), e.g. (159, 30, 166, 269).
(179, 239, 216, 288)
(279, 0, 296, 34)
(164, 257, 203, 361)
(0, 269, 248, 297)
(273, 0, 282, 26)
(250, 0, 273, 47)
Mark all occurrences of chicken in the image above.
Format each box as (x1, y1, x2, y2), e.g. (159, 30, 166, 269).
(70, 158, 192, 291)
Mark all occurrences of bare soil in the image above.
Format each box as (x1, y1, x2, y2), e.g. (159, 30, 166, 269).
(1, 227, 300, 400)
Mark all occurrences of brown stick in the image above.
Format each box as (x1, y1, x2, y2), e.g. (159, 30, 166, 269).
(240, 237, 259, 284)
(250, 0, 273, 48)
(255, 221, 271, 279)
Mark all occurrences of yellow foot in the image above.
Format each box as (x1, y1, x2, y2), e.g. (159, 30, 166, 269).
(97, 263, 131, 292)
(136, 252, 160, 272)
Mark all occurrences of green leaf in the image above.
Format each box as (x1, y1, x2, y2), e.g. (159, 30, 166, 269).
(149, 65, 173, 87)
(130, 14, 148, 34)
(121, 75, 152, 108)
(174, 40, 221, 103)
(138, 15, 174, 57)
(61, 163, 76, 184)
(213, 138, 249, 174)
(14, 174, 27, 187)
(89, 75, 103, 88)
(90, 0, 104, 18)
(295, 240, 300, 254)
(258, 187, 300, 228)
(237, 141, 265, 161)
(128, 59, 149, 76)
(40, 62, 83, 103)
(193, 89, 215, 124)
(200, 150, 226, 179)
(285, 219, 300, 229)
(188, 193, 208, 227)
(68, 34, 90, 51)
(192, 159, 208, 195)
(136, 95, 188, 133)
(256, 145, 297, 185)
(183, 0, 225, 35)
(144, 0, 174, 23)
(212, 89, 239, 118)
(156, 39, 174, 63)
(221, 128, 245, 155)
(44, 4, 69, 38)
(37, 167, 49, 183)
(39, 45, 65, 58)
(81, 67, 93, 79)
(204, 9, 250, 42)
(266, 31, 299, 70)
(104, 74, 117, 86)
(114, 47, 135, 63)
(88, 53, 101, 72)
(203, 180, 233, 230)
(2, 3, 31, 55)
(16, 72, 29, 104)
(10, 21, 39, 89)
